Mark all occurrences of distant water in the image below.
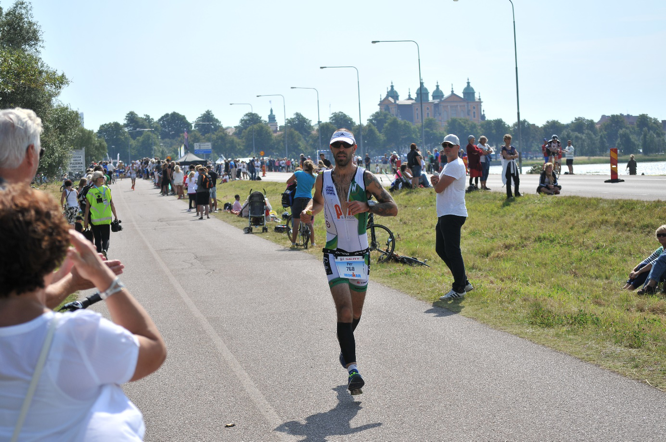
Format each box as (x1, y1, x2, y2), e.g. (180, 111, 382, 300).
(489, 161, 666, 176)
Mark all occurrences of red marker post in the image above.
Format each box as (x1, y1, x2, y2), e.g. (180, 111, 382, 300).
(604, 148, 625, 183)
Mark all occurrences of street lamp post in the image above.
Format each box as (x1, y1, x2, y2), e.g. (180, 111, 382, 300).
(454, 0, 522, 171)
(372, 40, 426, 152)
(291, 87, 322, 153)
(257, 94, 287, 159)
(320, 66, 364, 159)
(229, 103, 255, 156)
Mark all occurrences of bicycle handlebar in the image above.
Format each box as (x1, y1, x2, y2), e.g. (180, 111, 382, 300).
(58, 293, 103, 312)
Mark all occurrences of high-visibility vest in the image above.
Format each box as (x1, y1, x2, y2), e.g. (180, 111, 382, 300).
(86, 185, 113, 225)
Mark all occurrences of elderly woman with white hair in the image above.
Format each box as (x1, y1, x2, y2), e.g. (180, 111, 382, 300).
(83, 171, 118, 257)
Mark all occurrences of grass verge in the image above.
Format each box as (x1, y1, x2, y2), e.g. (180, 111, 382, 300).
(212, 180, 666, 390)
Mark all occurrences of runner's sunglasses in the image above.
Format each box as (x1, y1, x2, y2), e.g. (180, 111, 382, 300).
(331, 142, 354, 149)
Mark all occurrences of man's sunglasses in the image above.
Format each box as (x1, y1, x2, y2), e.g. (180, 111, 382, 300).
(331, 142, 353, 149)
(657, 233, 666, 238)
(442, 143, 455, 148)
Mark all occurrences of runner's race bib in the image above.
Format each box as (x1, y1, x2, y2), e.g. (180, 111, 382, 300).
(335, 256, 367, 279)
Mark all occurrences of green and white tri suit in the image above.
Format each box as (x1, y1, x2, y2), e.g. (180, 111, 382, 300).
(322, 167, 370, 291)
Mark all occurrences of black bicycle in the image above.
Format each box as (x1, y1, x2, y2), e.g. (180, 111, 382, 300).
(366, 212, 395, 260)
(283, 211, 311, 249)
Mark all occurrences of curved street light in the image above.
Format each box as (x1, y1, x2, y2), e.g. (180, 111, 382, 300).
(257, 94, 288, 159)
(320, 66, 364, 159)
(372, 40, 426, 152)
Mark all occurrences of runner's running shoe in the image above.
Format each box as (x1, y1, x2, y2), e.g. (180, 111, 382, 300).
(348, 369, 364, 392)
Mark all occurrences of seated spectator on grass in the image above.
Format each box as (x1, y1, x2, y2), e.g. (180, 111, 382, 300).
(537, 163, 561, 195)
(390, 164, 413, 192)
(232, 194, 242, 214)
(631, 225, 666, 295)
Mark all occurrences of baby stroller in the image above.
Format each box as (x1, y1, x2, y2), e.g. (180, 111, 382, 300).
(243, 189, 268, 234)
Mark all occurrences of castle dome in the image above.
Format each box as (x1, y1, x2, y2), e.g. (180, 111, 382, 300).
(463, 79, 476, 101)
(416, 81, 429, 102)
(432, 82, 444, 100)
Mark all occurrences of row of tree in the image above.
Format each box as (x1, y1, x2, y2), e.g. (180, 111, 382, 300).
(93, 107, 666, 163)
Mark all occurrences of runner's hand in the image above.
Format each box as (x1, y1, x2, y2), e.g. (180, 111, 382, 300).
(347, 201, 369, 216)
(300, 211, 311, 223)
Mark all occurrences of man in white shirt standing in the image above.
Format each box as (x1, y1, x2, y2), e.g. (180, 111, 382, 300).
(430, 134, 473, 300)
(563, 140, 575, 175)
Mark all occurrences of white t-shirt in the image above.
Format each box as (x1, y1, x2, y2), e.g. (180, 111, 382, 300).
(564, 145, 575, 159)
(187, 177, 198, 193)
(436, 157, 468, 217)
(478, 143, 492, 163)
(0, 310, 142, 441)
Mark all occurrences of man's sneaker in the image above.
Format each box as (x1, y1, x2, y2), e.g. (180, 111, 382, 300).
(348, 369, 364, 392)
(440, 289, 465, 300)
(637, 285, 657, 296)
(464, 282, 474, 293)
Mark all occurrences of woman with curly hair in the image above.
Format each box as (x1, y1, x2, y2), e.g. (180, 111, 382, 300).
(0, 184, 166, 441)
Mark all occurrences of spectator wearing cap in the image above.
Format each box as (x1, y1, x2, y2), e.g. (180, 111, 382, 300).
(466, 135, 483, 190)
(430, 134, 472, 300)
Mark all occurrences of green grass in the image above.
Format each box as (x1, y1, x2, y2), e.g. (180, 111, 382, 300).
(213, 180, 666, 390)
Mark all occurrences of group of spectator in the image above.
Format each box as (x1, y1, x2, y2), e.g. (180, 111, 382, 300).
(541, 135, 575, 175)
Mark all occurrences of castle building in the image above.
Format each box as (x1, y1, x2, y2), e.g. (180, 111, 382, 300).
(267, 108, 278, 133)
(378, 79, 484, 128)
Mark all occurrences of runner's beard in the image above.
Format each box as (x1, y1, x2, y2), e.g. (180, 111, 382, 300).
(335, 152, 354, 167)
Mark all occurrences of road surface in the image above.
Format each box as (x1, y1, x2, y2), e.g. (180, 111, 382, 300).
(255, 170, 665, 201)
(89, 178, 666, 441)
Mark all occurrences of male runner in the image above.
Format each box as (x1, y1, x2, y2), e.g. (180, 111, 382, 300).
(301, 129, 398, 394)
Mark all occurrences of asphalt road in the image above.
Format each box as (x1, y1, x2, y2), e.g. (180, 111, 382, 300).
(91, 178, 666, 441)
(256, 170, 665, 201)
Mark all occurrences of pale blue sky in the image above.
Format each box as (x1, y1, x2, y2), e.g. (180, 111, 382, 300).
(27, 0, 666, 132)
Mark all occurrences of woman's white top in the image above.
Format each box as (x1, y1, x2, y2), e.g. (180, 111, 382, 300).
(0, 310, 142, 441)
(172, 171, 184, 184)
(64, 188, 78, 208)
(187, 177, 197, 193)
(436, 158, 467, 218)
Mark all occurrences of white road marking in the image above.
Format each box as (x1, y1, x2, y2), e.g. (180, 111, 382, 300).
(120, 191, 295, 442)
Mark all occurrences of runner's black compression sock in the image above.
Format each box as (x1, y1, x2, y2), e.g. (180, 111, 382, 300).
(352, 317, 360, 332)
(337, 322, 356, 365)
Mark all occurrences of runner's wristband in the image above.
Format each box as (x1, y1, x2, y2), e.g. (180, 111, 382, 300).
(99, 277, 125, 300)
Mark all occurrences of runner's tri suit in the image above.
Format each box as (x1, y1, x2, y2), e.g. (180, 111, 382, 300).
(322, 167, 370, 291)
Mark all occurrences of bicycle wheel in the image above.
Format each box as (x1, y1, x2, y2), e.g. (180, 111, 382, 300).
(300, 223, 310, 249)
(367, 224, 395, 259)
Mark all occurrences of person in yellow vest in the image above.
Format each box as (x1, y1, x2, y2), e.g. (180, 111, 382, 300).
(83, 171, 118, 257)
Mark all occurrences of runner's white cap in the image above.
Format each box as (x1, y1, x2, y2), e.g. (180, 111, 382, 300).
(329, 130, 356, 146)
